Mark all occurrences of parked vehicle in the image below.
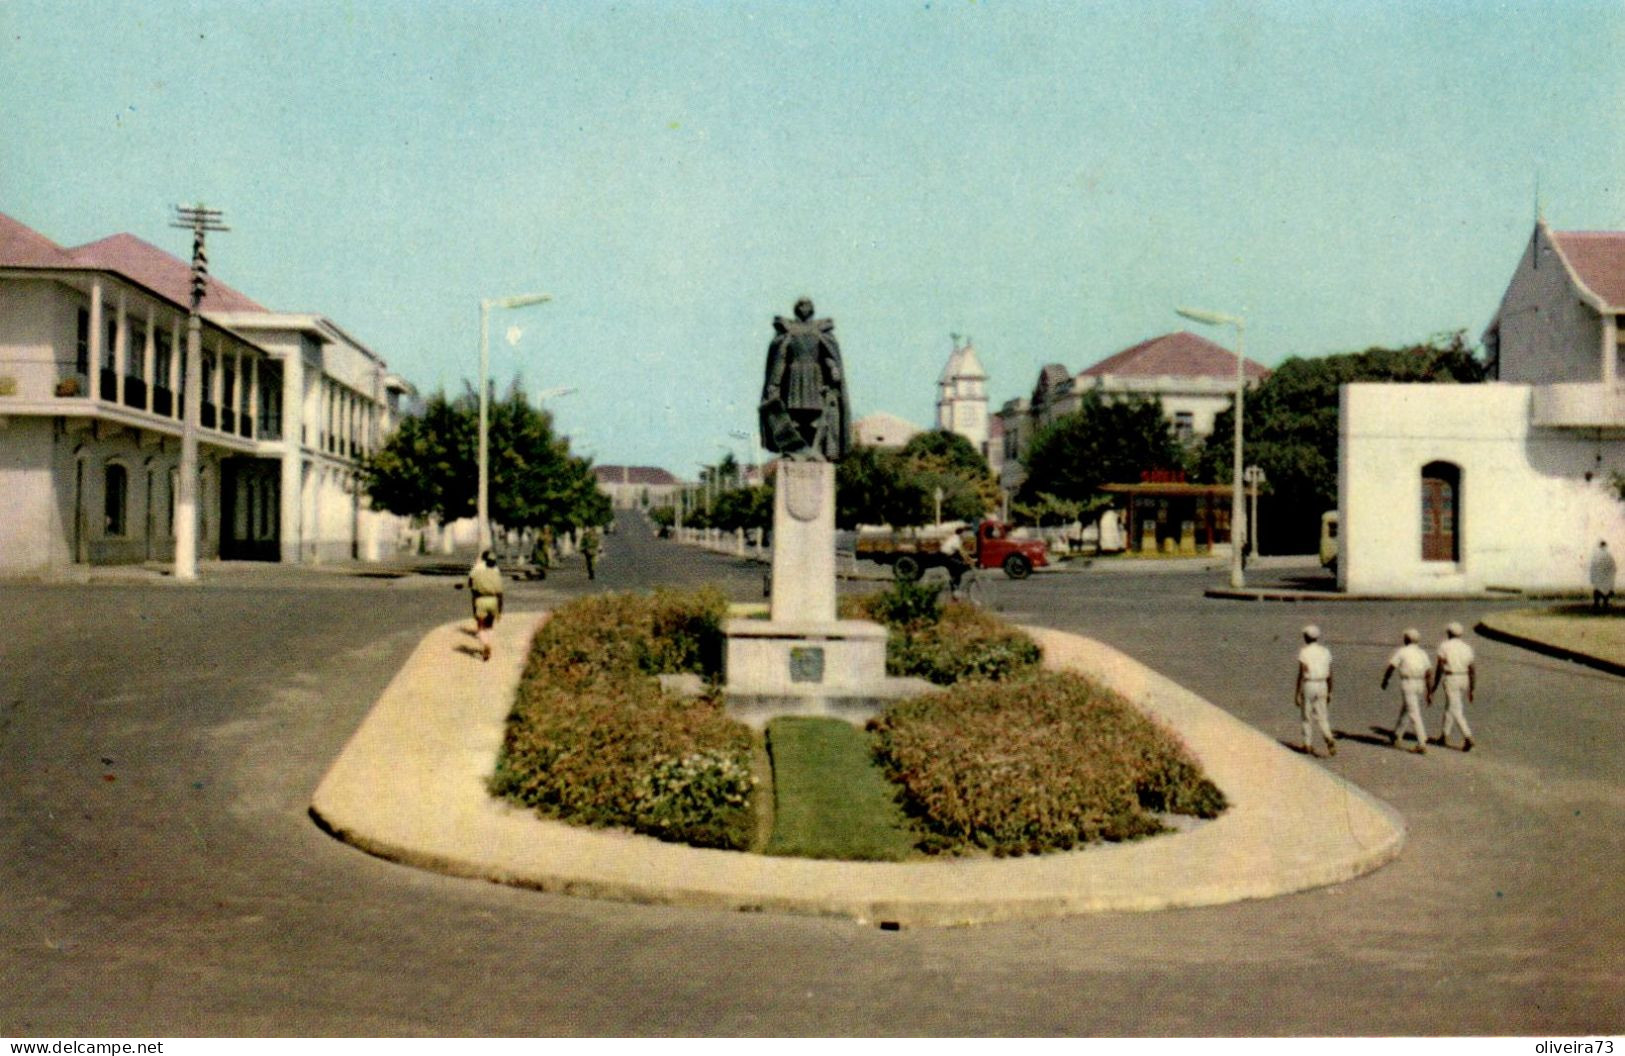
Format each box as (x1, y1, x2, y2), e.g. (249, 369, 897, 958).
(856, 520, 1049, 581)
(1320, 511, 1339, 574)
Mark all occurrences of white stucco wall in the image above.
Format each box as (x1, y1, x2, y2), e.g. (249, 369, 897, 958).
(1339, 383, 1625, 594)
(1497, 227, 1606, 385)
(0, 418, 63, 574)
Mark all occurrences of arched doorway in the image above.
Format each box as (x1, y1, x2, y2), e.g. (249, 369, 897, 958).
(1421, 461, 1461, 563)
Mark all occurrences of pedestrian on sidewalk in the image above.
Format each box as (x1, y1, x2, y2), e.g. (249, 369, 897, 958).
(1589, 539, 1616, 612)
(467, 550, 504, 662)
(940, 527, 971, 598)
(1430, 621, 1476, 752)
(1294, 625, 1337, 757)
(1381, 628, 1430, 754)
(580, 527, 601, 580)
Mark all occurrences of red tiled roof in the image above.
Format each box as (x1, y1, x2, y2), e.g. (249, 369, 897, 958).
(594, 465, 679, 486)
(1080, 331, 1269, 381)
(0, 213, 267, 312)
(0, 212, 77, 267)
(1551, 230, 1625, 309)
(68, 233, 266, 312)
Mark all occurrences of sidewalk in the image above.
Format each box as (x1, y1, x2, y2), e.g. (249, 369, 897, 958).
(309, 613, 1406, 927)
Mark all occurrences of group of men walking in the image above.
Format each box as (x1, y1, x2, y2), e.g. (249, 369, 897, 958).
(1294, 622, 1477, 758)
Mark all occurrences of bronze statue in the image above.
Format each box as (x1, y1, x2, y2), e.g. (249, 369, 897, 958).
(759, 297, 850, 461)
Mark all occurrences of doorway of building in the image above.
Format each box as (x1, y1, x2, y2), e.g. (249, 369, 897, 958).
(1421, 461, 1460, 563)
(219, 458, 281, 561)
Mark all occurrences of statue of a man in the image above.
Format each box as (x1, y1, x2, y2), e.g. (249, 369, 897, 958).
(758, 297, 850, 461)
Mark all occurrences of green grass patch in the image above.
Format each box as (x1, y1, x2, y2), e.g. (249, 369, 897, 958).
(762, 717, 919, 862)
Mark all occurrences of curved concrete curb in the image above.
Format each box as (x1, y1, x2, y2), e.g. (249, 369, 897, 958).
(1475, 615, 1625, 678)
(310, 614, 1405, 927)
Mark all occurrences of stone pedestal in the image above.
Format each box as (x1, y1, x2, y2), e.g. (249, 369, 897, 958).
(723, 458, 931, 726)
(769, 460, 836, 623)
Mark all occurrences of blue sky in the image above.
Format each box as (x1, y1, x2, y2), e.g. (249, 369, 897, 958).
(4, 1, 1623, 475)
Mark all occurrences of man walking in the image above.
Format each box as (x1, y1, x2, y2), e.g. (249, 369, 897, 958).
(1430, 621, 1476, 752)
(1382, 628, 1430, 754)
(580, 527, 601, 581)
(1294, 625, 1336, 757)
(467, 550, 504, 662)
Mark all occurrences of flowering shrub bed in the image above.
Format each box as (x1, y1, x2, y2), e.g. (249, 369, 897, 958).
(870, 670, 1228, 855)
(841, 584, 1042, 685)
(490, 589, 757, 850)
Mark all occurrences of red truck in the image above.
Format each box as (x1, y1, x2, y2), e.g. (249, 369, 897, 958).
(856, 520, 1049, 581)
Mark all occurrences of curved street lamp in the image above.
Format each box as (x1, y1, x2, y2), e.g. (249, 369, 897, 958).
(1176, 306, 1248, 589)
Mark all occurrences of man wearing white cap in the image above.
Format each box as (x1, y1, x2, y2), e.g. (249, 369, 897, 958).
(1381, 628, 1431, 754)
(1430, 621, 1476, 751)
(1294, 625, 1336, 757)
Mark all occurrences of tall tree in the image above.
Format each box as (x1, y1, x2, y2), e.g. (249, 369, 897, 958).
(1196, 332, 1486, 553)
(899, 430, 1000, 522)
(1017, 391, 1181, 507)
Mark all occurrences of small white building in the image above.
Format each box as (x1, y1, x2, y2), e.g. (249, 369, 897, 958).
(935, 336, 988, 453)
(0, 212, 413, 575)
(1338, 220, 1625, 594)
(851, 411, 922, 450)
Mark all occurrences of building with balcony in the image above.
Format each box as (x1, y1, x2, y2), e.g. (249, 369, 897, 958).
(0, 212, 414, 575)
(1338, 220, 1625, 594)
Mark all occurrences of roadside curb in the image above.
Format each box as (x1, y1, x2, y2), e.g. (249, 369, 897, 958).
(310, 614, 1405, 927)
(1474, 616, 1625, 678)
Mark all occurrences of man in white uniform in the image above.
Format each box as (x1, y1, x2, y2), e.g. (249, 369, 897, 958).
(1430, 621, 1476, 752)
(1590, 540, 1616, 612)
(1381, 628, 1431, 754)
(1294, 625, 1336, 757)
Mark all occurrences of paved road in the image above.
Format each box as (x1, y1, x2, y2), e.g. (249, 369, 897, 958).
(1, 512, 1619, 1036)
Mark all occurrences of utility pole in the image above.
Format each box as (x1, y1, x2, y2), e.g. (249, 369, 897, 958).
(169, 204, 228, 582)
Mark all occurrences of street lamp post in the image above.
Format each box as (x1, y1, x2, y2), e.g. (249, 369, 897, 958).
(1176, 306, 1248, 589)
(1243, 464, 1266, 560)
(478, 292, 551, 552)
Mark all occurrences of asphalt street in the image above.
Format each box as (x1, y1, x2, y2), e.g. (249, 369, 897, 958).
(1, 513, 1619, 1036)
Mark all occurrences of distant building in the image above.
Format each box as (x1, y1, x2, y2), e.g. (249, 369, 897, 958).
(935, 336, 988, 453)
(1069, 331, 1269, 444)
(852, 412, 922, 450)
(0, 211, 414, 575)
(992, 334, 1269, 491)
(593, 464, 681, 508)
(1338, 219, 1625, 594)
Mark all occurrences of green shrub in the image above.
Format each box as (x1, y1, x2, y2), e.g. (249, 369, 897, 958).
(843, 587, 1042, 684)
(491, 589, 755, 850)
(869, 670, 1227, 855)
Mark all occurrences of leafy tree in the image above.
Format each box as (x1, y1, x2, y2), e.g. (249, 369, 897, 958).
(361, 377, 607, 535)
(1196, 331, 1487, 553)
(899, 430, 1000, 523)
(836, 445, 928, 529)
(359, 389, 477, 524)
(711, 481, 774, 533)
(1017, 391, 1181, 507)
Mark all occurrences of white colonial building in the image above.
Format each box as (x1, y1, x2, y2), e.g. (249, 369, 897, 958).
(0, 212, 414, 576)
(1338, 220, 1625, 594)
(935, 336, 988, 453)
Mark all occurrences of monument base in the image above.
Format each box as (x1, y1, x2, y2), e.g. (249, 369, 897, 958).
(723, 616, 934, 728)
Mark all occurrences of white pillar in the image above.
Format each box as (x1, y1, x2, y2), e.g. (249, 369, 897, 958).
(279, 354, 304, 563)
(87, 280, 103, 392)
(1603, 314, 1618, 389)
(142, 307, 156, 411)
(113, 292, 127, 405)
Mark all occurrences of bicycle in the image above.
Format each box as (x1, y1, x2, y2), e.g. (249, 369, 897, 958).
(950, 564, 986, 608)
